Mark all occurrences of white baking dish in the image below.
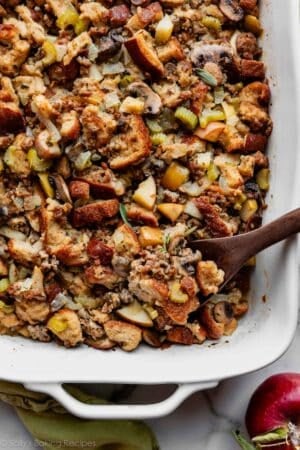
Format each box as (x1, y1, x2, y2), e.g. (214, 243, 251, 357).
(1, 0, 300, 420)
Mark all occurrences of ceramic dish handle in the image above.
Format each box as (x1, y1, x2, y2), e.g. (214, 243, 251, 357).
(24, 381, 218, 419)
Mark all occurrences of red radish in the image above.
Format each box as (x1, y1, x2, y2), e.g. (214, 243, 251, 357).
(245, 373, 300, 449)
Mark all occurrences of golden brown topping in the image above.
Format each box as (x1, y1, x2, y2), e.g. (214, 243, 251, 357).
(72, 199, 119, 228)
(166, 326, 194, 345)
(104, 320, 142, 351)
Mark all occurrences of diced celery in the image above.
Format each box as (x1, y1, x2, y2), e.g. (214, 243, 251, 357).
(119, 75, 134, 88)
(207, 162, 220, 182)
(151, 133, 167, 145)
(175, 107, 198, 130)
(74, 151, 92, 171)
(75, 17, 89, 35)
(0, 279, 9, 293)
(146, 119, 162, 134)
(27, 149, 52, 172)
(202, 16, 222, 32)
(200, 109, 226, 128)
(214, 86, 225, 104)
(56, 6, 79, 30)
(42, 41, 58, 66)
(38, 173, 55, 198)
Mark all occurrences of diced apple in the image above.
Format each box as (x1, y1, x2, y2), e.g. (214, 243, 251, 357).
(117, 301, 153, 328)
(125, 30, 164, 78)
(132, 176, 156, 210)
(161, 162, 189, 190)
(194, 122, 226, 143)
(158, 203, 184, 222)
(139, 226, 163, 247)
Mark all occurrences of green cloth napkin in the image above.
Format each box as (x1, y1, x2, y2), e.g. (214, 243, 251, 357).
(0, 381, 159, 450)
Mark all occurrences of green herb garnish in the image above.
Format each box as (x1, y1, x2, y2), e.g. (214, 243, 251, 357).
(119, 204, 132, 228)
(195, 69, 218, 87)
(161, 233, 171, 252)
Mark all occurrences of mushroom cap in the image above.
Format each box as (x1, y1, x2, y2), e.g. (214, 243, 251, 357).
(128, 81, 162, 114)
(219, 0, 244, 22)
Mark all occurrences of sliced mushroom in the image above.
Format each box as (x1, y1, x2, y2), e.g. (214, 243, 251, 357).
(219, 0, 244, 22)
(128, 81, 162, 114)
(213, 301, 234, 325)
(49, 174, 72, 204)
(190, 42, 240, 82)
(35, 130, 61, 160)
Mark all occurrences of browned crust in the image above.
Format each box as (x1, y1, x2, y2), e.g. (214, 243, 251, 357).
(126, 204, 159, 227)
(160, 296, 199, 325)
(166, 326, 194, 345)
(125, 30, 164, 78)
(69, 181, 90, 200)
(72, 199, 119, 227)
(109, 115, 151, 170)
(240, 59, 265, 80)
(0, 102, 25, 134)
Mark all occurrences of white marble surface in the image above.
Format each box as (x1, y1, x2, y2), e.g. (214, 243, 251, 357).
(0, 316, 299, 450)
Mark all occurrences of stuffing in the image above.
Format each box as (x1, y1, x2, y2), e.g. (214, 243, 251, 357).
(15, 300, 50, 325)
(15, 5, 45, 44)
(104, 320, 142, 352)
(112, 224, 141, 258)
(41, 199, 89, 266)
(194, 197, 233, 238)
(196, 261, 225, 296)
(239, 101, 272, 133)
(166, 326, 194, 345)
(47, 308, 83, 348)
(0, 0, 270, 352)
(0, 310, 22, 335)
(7, 240, 42, 266)
(8, 266, 46, 302)
(63, 32, 92, 66)
(81, 106, 116, 149)
(85, 264, 122, 288)
(14, 76, 46, 106)
(60, 111, 80, 140)
(126, 204, 159, 227)
(0, 24, 30, 76)
(128, 277, 169, 304)
(108, 115, 151, 170)
(79, 2, 109, 26)
(72, 199, 119, 228)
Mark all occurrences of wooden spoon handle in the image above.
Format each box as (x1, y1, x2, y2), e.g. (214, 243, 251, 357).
(241, 208, 300, 257)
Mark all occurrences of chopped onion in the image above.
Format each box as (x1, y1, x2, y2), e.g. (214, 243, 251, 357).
(194, 152, 212, 170)
(104, 92, 121, 109)
(184, 200, 202, 219)
(88, 43, 99, 61)
(102, 62, 125, 75)
(89, 64, 103, 81)
(0, 227, 26, 241)
(74, 151, 92, 171)
(230, 30, 241, 55)
(180, 181, 203, 197)
(74, 295, 103, 309)
(51, 292, 81, 312)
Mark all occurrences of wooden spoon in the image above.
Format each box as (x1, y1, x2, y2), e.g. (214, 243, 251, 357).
(190, 208, 300, 292)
